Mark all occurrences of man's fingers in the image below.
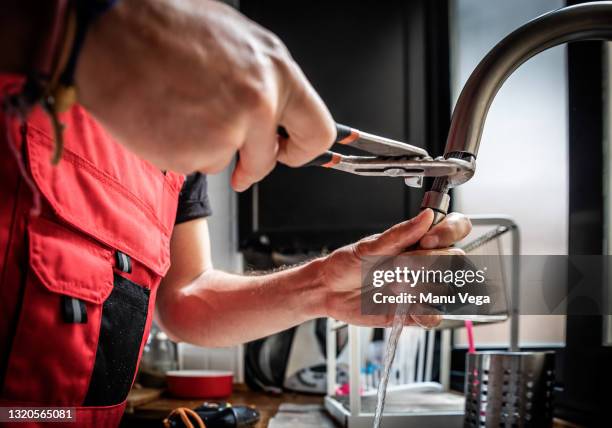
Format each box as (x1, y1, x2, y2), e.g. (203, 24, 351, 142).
(233, 63, 334, 189)
(419, 212, 472, 249)
(355, 209, 434, 256)
(350, 314, 440, 328)
(276, 65, 336, 167)
(410, 314, 442, 329)
(408, 248, 466, 256)
(231, 123, 279, 192)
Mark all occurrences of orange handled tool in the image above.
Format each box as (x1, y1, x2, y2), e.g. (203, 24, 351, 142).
(278, 123, 428, 162)
(277, 124, 474, 189)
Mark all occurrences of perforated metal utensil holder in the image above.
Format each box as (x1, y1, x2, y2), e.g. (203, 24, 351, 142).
(464, 351, 554, 428)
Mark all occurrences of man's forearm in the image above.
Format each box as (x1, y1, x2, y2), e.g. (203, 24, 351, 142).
(156, 258, 327, 347)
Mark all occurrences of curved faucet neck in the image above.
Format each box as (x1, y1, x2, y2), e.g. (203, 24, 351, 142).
(446, 1, 612, 158)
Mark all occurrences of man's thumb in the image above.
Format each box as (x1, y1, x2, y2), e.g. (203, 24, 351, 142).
(356, 209, 434, 256)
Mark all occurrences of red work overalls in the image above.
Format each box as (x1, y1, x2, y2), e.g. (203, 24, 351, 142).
(0, 75, 184, 426)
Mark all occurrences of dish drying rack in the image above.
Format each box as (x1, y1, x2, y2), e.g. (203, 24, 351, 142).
(324, 215, 520, 428)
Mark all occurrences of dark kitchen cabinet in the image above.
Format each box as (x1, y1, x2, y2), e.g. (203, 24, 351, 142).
(238, 0, 451, 252)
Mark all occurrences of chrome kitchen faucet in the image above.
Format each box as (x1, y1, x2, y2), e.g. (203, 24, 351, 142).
(421, 1, 612, 223)
(297, 2, 612, 226)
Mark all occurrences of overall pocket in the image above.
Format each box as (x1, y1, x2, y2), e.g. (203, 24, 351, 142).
(2, 216, 150, 407)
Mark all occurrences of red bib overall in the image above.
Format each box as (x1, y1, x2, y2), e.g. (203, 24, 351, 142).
(0, 75, 184, 426)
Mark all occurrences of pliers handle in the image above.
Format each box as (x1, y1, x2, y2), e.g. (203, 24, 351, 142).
(278, 123, 427, 159)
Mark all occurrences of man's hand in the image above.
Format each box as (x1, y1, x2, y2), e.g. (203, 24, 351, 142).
(76, 0, 335, 189)
(319, 209, 472, 329)
(157, 210, 471, 347)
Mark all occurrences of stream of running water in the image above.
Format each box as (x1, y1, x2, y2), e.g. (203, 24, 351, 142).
(372, 312, 406, 428)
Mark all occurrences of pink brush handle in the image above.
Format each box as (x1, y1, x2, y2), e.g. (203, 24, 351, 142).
(465, 320, 476, 354)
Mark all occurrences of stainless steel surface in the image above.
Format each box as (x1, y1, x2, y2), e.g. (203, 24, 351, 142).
(330, 155, 474, 185)
(445, 1, 612, 158)
(420, 191, 450, 224)
(353, 130, 429, 157)
(430, 211, 446, 226)
(467, 216, 521, 351)
(465, 351, 555, 428)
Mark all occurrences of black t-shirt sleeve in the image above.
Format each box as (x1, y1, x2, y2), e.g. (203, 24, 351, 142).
(175, 173, 212, 224)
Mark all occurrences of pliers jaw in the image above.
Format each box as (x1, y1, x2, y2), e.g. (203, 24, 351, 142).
(322, 154, 475, 188)
(293, 123, 475, 188)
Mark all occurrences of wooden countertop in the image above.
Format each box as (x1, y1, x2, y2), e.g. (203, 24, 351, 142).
(122, 384, 582, 428)
(121, 384, 323, 428)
